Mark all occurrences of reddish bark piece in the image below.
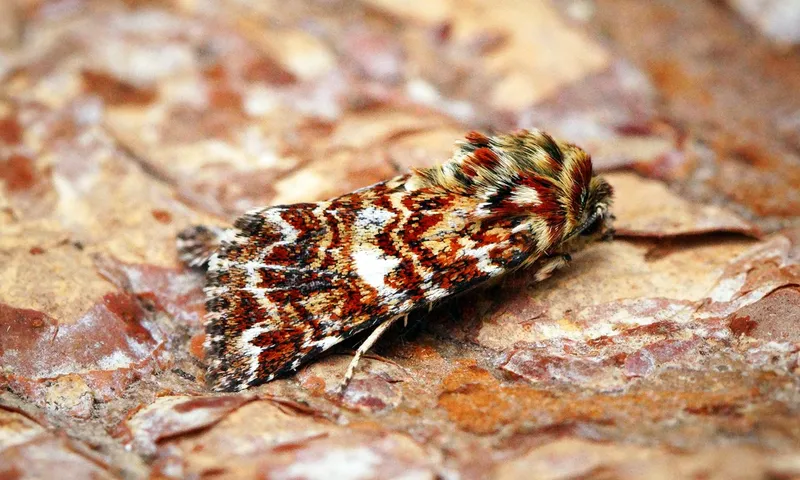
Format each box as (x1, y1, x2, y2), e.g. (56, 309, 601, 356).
(0, 406, 48, 449)
(0, 437, 115, 479)
(81, 70, 157, 106)
(700, 235, 800, 319)
(438, 364, 534, 435)
(729, 315, 758, 337)
(498, 292, 718, 387)
(189, 333, 206, 361)
(207, 86, 244, 112)
(150, 209, 172, 224)
(608, 172, 759, 238)
(0, 114, 23, 144)
(96, 256, 206, 327)
(125, 395, 255, 455)
(241, 56, 297, 85)
(623, 338, 699, 377)
(296, 355, 407, 412)
(146, 396, 434, 478)
(495, 439, 797, 480)
(500, 317, 695, 388)
(0, 151, 56, 218)
(727, 287, 800, 342)
(502, 349, 611, 385)
(144, 399, 336, 477)
(0, 294, 166, 403)
(256, 429, 435, 479)
(713, 145, 800, 218)
(575, 298, 695, 332)
(338, 376, 401, 412)
(0, 154, 38, 192)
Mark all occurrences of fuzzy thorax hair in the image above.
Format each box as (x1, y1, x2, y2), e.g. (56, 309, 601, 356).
(406, 129, 613, 254)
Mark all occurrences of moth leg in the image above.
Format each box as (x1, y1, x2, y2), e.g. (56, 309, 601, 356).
(341, 314, 405, 391)
(533, 253, 571, 282)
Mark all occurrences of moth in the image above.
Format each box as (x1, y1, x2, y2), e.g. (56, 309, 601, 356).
(178, 130, 613, 392)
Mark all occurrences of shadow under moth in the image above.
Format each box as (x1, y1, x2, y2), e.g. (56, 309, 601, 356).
(178, 130, 613, 392)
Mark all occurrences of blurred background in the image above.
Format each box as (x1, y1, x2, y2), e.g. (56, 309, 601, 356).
(1, 1, 799, 479)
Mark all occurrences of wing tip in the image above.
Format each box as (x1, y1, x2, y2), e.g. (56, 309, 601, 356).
(204, 333, 277, 392)
(206, 362, 274, 392)
(177, 225, 227, 269)
(205, 358, 251, 392)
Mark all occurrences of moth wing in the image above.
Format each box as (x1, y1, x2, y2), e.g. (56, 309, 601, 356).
(177, 225, 227, 268)
(204, 183, 532, 391)
(204, 201, 345, 391)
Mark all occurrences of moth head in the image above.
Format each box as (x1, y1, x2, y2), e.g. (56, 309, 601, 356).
(489, 130, 614, 253)
(557, 174, 614, 254)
